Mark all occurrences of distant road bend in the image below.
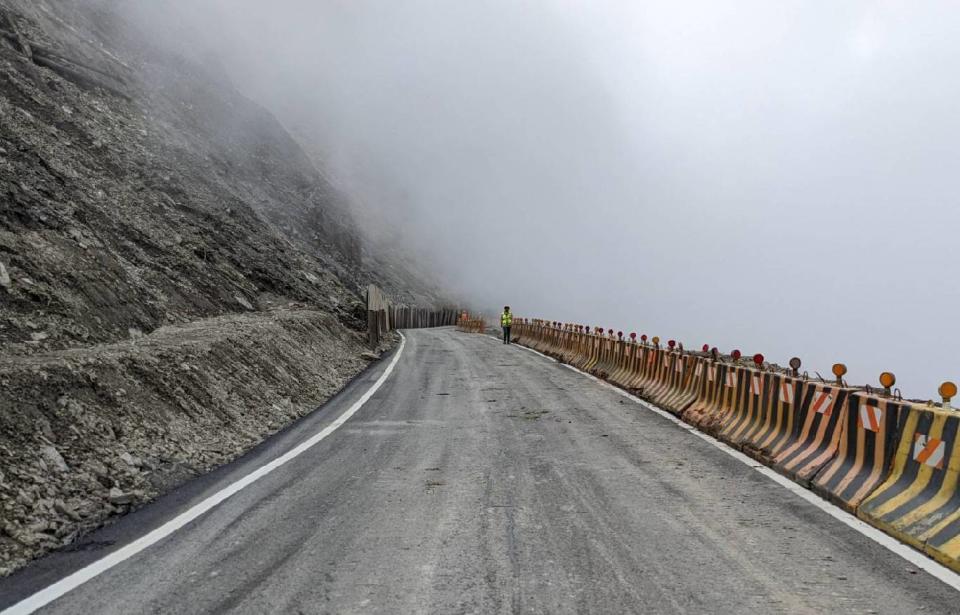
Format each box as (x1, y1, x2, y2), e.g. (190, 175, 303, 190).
(2, 328, 959, 614)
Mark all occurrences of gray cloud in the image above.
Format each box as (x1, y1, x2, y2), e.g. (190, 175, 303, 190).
(130, 1, 960, 398)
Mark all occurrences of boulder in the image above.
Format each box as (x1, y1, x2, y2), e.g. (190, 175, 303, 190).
(40, 445, 69, 473)
(108, 487, 135, 505)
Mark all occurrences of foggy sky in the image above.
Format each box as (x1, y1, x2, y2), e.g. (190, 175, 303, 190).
(137, 1, 960, 399)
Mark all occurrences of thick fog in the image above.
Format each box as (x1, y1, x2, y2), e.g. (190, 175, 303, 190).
(133, 1, 960, 398)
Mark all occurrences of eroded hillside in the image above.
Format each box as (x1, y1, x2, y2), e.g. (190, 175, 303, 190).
(0, 0, 438, 575)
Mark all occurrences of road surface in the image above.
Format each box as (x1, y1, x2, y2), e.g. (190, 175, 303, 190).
(2, 328, 958, 614)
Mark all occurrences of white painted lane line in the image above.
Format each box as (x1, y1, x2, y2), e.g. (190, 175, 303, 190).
(510, 341, 960, 593)
(2, 333, 408, 615)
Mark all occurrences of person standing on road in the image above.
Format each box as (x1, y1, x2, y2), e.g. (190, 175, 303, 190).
(501, 306, 513, 344)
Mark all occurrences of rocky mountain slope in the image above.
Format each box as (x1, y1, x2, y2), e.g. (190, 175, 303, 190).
(0, 0, 440, 575)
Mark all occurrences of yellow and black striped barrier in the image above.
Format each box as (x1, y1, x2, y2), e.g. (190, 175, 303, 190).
(858, 401, 960, 569)
(812, 392, 911, 512)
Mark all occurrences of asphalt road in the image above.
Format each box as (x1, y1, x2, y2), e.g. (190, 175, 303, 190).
(2, 328, 959, 614)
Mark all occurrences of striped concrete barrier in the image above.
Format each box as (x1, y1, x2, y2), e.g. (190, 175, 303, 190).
(699, 364, 746, 435)
(544, 324, 564, 358)
(739, 373, 803, 464)
(682, 361, 724, 427)
(567, 328, 587, 366)
(629, 342, 663, 394)
(622, 340, 648, 392)
(573, 330, 597, 371)
(639, 347, 671, 401)
(605, 333, 625, 380)
(591, 333, 616, 379)
(811, 391, 910, 512)
(560, 327, 580, 363)
(580, 330, 600, 373)
(644, 345, 679, 403)
(623, 341, 650, 391)
(658, 355, 705, 416)
(535, 322, 555, 354)
(610, 336, 638, 387)
(858, 404, 960, 570)
(716, 368, 767, 448)
(646, 348, 687, 410)
(771, 383, 851, 485)
(509, 314, 960, 570)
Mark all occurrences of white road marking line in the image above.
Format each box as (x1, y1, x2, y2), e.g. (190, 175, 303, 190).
(2, 333, 408, 615)
(510, 340, 960, 592)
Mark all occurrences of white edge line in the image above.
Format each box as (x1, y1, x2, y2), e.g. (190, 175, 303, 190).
(507, 338, 960, 593)
(2, 332, 408, 615)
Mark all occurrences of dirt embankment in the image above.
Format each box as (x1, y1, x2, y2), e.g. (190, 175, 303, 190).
(0, 307, 396, 576)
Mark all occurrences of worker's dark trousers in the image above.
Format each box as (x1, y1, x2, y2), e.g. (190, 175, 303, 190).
(503, 326, 511, 344)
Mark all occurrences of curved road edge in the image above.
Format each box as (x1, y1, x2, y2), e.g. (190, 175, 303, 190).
(0, 334, 408, 615)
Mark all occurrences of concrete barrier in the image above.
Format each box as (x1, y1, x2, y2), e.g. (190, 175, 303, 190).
(682, 361, 724, 427)
(657, 354, 706, 416)
(739, 373, 804, 464)
(858, 404, 960, 570)
(716, 368, 768, 448)
(622, 340, 650, 391)
(699, 364, 746, 435)
(771, 383, 850, 485)
(629, 341, 663, 394)
(645, 347, 684, 408)
(571, 329, 594, 371)
(591, 332, 616, 379)
(508, 313, 960, 570)
(609, 335, 632, 385)
(582, 330, 604, 373)
(809, 392, 910, 512)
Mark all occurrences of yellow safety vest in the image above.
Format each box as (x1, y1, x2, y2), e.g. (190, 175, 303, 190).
(501, 312, 513, 326)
